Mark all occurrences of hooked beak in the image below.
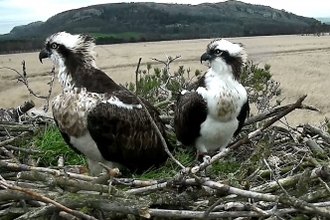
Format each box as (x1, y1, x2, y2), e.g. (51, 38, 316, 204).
(200, 52, 212, 63)
(39, 48, 50, 63)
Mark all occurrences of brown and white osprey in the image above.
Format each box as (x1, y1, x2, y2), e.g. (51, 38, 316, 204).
(39, 32, 172, 175)
(174, 39, 250, 161)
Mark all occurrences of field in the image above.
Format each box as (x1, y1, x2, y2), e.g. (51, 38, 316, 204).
(0, 35, 329, 126)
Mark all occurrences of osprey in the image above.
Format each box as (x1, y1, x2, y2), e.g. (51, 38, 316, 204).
(38, 32, 172, 175)
(174, 39, 249, 161)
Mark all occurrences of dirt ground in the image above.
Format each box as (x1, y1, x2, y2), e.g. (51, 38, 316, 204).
(0, 34, 329, 126)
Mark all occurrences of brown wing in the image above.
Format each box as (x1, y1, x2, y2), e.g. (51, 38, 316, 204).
(86, 89, 172, 174)
(54, 117, 82, 155)
(174, 91, 207, 146)
(233, 99, 250, 137)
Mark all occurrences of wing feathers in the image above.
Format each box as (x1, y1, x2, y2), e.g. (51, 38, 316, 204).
(87, 101, 171, 173)
(54, 118, 82, 155)
(234, 99, 250, 137)
(174, 92, 207, 146)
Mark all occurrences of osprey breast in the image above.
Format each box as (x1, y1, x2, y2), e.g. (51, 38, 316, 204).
(216, 92, 238, 118)
(200, 78, 246, 121)
(52, 87, 102, 137)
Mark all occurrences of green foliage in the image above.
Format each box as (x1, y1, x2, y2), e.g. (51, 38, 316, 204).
(195, 69, 201, 77)
(128, 63, 195, 106)
(31, 125, 86, 167)
(241, 61, 281, 113)
(241, 61, 272, 91)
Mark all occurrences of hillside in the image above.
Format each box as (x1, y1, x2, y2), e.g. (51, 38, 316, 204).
(0, 0, 326, 53)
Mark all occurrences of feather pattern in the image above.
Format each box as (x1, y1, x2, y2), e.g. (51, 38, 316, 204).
(174, 38, 249, 155)
(40, 32, 172, 175)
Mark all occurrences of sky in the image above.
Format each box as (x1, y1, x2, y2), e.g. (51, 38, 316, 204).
(0, 0, 329, 34)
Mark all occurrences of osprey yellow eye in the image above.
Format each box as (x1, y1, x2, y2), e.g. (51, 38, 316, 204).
(51, 43, 58, 49)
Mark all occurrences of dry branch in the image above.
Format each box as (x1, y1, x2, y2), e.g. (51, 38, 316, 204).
(0, 61, 55, 112)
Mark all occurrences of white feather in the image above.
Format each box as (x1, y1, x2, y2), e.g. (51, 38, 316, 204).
(195, 68, 247, 152)
(196, 115, 238, 152)
(208, 39, 247, 64)
(208, 39, 241, 55)
(70, 132, 123, 176)
(103, 96, 142, 109)
(45, 32, 98, 86)
(193, 39, 248, 152)
(47, 32, 95, 52)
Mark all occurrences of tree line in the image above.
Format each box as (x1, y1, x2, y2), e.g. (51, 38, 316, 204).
(0, 22, 329, 54)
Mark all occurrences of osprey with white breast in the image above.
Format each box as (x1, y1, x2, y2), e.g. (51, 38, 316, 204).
(174, 39, 250, 160)
(38, 32, 172, 175)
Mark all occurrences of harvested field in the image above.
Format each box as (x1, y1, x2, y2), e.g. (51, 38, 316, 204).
(0, 34, 329, 125)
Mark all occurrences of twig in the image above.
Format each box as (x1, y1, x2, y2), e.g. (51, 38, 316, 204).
(151, 54, 181, 79)
(203, 198, 223, 219)
(0, 180, 98, 220)
(0, 131, 31, 147)
(126, 182, 168, 195)
(154, 90, 172, 108)
(4, 144, 42, 153)
(303, 124, 330, 144)
(0, 61, 55, 112)
(251, 167, 320, 193)
(17, 171, 109, 193)
(135, 95, 185, 169)
(245, 102, 319, 126)
(0, 146, 20, 164)
(181, 178, 330, 218)
(113, 178, 166, 187)
(14, 205, 56, 220)
(135, 57, 142, 95)
(0, 160, 96, 181)
(43, 66, 56, 112)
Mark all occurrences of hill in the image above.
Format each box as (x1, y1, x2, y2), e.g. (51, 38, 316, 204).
(0, 0, 326, 53)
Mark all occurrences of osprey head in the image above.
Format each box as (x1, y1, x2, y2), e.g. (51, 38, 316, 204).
(39, 32, 97, 67)
(201, 39, 247, 79)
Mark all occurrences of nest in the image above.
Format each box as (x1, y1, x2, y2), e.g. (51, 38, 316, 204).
(1, 95, 330, 220)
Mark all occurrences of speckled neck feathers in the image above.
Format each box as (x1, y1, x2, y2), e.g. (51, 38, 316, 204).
(43, 32, 98, 89)
(206, 39, 247, 80)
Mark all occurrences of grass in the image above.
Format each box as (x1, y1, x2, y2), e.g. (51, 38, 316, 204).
(29, 124, 241, 179)
(89, 32, 140, 39)
(135, 147, 195, 179)
(28, 124, 240, 178)
(31, 124, 86, 167)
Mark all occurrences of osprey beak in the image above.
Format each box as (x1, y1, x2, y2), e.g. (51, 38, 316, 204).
(39, 48, 50, 64)
(200, 53, 212, 63)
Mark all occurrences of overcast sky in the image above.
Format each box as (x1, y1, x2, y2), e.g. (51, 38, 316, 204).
(1, 0, 329, 34)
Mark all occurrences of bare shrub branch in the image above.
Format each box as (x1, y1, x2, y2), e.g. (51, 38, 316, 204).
(0, 61, 55, 112)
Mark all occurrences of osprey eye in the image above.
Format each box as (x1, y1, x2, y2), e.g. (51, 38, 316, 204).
(215, 49, 222, 55)
(51, 43, 58, 49)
